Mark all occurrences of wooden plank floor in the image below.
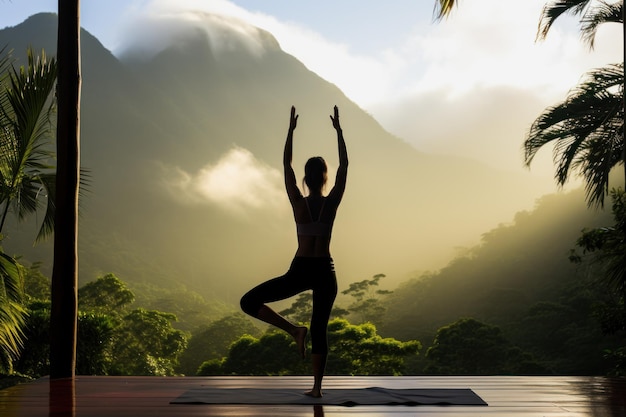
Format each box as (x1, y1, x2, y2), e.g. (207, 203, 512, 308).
(0, 375, 624, 416)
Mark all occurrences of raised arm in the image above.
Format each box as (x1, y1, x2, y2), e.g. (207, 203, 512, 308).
(329, 105, 348, 201)
(283, 106, 301, 202)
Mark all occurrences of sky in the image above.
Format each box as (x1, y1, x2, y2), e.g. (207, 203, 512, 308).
(0, 0, 623, 177)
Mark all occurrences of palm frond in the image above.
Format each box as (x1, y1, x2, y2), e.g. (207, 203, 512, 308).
(575, 129, 623, 206)
(0, 251, 26, 370)
(14, 176, 43, 220)
(0, 46, 10, 76)
(0, 47, 13, 118)
(0, 251, 22, 300)
(524, 63, 624, 208)
(33, 167, 93, 243)
(6, 49, 57, 165)
(433, 0, 458, 21)
(0, 48, 57, 237)
(0, 300, 27, 370)
(580, 1, 624, 48)
(35, 173, 55, 242)
(537, 0, 593, 41)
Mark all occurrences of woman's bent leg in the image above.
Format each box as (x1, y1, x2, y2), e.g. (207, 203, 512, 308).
(256, 305, 307, 358)
(240, 268, 309, 358)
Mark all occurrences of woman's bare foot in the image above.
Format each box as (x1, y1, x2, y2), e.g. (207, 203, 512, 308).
(305, 388, 322, 398)
(293, 326, 307, 359)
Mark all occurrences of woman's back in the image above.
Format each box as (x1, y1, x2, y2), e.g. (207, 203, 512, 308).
(293, 195, 340, 257)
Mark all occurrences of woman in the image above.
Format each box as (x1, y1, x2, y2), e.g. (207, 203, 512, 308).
(241, 105, 348, 397)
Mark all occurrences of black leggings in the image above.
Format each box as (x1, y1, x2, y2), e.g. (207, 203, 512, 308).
(240, 257, 338, 355)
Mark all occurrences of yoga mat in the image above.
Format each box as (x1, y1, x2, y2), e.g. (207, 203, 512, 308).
(171, 386, 488, 406)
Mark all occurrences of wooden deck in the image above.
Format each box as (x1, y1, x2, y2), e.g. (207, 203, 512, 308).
(0, 375, 624, 416)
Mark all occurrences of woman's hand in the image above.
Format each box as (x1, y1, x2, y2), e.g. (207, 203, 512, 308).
(330, 105, 341, 131)
(289, 106, 299, 132)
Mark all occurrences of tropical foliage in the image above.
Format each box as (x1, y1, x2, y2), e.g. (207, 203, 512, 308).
(15, 273, 189, 377)
(327, 319, 420, 375)
(524, 62, 623, 207)
(572, 188, 626, 294)
(78, 273, 135, 312)
(197, 318, 420, 376)
(0, 251, 25, 373)
(341, 273, 392, 325)
(0, 48, 57, 240)
(425, 318, 547, 374)
(108, 308, 187, 376)
(526, 0, 625, 374)
(176, 312, 261, 376)
(570, 187, 626, 375)
(0, 47, 57, 374)
(535, 0, 623, 48)
(16, 303, 117, 378)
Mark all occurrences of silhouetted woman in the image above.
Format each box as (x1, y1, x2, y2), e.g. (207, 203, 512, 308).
(241, 105, 348, 397)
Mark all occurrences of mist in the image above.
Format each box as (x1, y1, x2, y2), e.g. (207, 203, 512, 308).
(115, 9, 274, 61)
(159, 147, 286, 214)
(371, 85, 565, 180)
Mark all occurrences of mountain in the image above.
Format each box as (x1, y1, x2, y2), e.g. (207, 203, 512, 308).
(1, 13, 555, 305)
(380, 187, 617, 374)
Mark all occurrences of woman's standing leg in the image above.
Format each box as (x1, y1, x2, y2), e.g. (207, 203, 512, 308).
(307, 353, 327, 397)
(306, 262, 338, 397)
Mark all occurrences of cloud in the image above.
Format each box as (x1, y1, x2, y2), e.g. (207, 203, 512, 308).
(114, 0, 275, 58)
(160, 147, 285, 215)
(111, 0, 622, 110)
(370, 85, 561, 180)
(407, 0, 621, 99)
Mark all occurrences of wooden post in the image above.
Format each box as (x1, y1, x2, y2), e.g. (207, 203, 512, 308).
(50, 0, 81, 379)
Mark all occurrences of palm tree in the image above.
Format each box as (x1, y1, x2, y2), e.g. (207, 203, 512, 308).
(0, 47, 58, 373)
(524, 0, 624, 208)
(524, 63, 623, 207)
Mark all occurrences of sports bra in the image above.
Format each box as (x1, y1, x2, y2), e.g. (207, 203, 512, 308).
(296, 198, 331, 237)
